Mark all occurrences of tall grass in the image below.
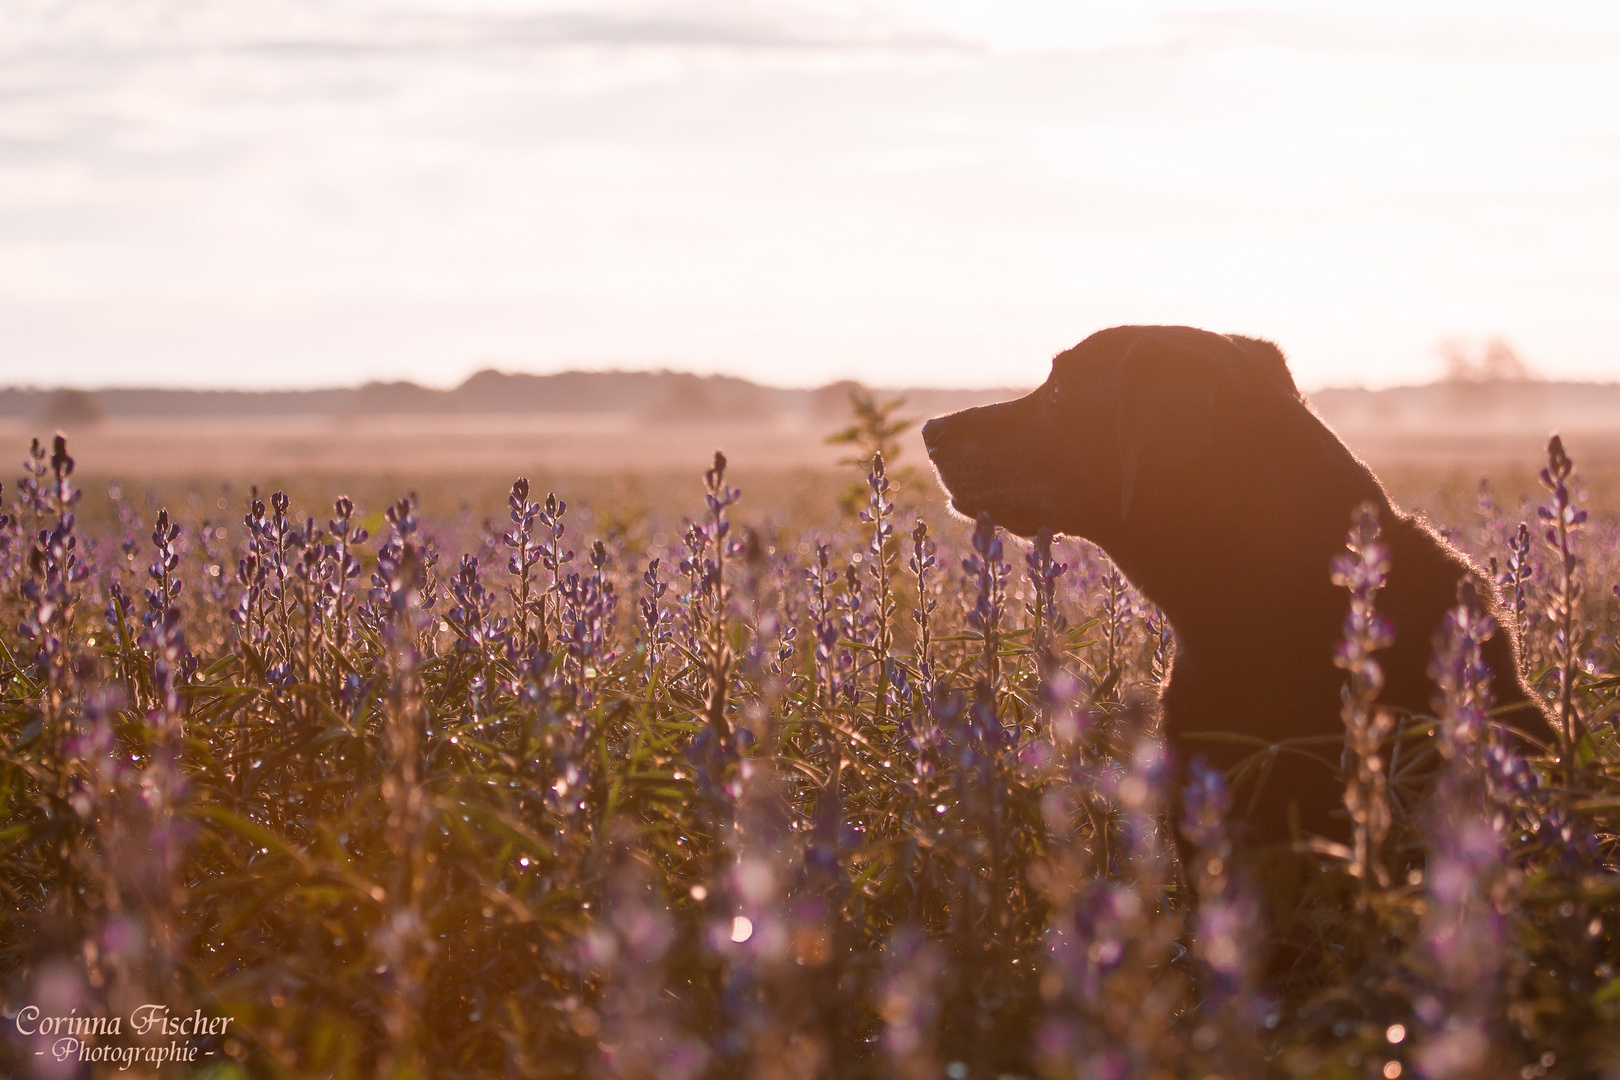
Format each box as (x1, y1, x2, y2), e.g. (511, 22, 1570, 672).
(3, 432, 1620, 1079)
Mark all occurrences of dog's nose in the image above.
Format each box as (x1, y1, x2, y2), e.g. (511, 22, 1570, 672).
(921, 417, 944, 455)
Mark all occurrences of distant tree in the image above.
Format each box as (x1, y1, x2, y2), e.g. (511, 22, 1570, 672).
(641, 373, 717, 424)
(40, 388, 104, 428)
(810, 379, 866, 419)
(1439, 336, 1536, 383)
(641, 373, 780, 424)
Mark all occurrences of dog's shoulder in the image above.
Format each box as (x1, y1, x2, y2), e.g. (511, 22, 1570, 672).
(1379, 505, 1547, 723)
(1383, 507, 1483, 588)
(1379, 507, 1495, 625)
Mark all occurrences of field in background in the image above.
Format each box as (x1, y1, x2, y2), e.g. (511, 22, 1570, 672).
(11, 368, 1620, 512)
(13, 390, 1620, 533)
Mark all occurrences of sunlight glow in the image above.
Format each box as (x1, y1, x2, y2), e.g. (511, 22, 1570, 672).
(1, 1, 1617, 390)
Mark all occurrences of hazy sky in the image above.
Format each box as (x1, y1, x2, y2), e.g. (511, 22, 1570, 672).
(3, 0, 1619, 391)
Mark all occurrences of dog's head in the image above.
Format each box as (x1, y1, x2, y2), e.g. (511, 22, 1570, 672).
(921, 325, 1298, 542)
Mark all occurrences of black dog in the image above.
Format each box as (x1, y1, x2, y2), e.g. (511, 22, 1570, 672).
(923, 325, 1550, 848)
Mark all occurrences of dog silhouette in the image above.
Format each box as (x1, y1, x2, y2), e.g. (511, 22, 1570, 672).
(923, 324, 1549, 849)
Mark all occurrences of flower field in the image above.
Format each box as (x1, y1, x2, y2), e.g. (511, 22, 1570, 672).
(4, 432, 1620, 1080)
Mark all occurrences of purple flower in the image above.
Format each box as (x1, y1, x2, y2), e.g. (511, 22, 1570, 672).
(1333, 501, 1395, 892)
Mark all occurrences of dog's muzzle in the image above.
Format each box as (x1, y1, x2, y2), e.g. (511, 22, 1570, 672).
(922, 408, 1000, 519)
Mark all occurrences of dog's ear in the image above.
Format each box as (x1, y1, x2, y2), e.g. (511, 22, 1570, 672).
(1114, 345, 1217, 523)
(1227, 334, 1300, 399)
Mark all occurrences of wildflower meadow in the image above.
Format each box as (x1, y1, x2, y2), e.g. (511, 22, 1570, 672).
(4, 426, 1620, 1080)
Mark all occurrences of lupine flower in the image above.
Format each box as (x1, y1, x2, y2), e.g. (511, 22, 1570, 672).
(962, 511, 1010, 743)
(1499, 521, 1532, 672)
(1025, 528, 1071, 747)
(326, 494, 368, 652)
(807, 541, 841, 706)
(1418, 586, 1514, 1079)
(1039, 708, 1186, 1080)
(448, 553, 508, 656)
(17, 436, 54, 518)
(836, 560, 869, 706)
(1181, 758, 1266, 1075)
(881, 926, 944, 1080)
(1024, 527, 1067, 650)
(1332, 501, 1396, 893)
(1538, 434, 1586, 788)
(1100, 561, 1131, 692)
(861, 451, 898, 715)
(908, 517, 938, 692)
(587, 846, 709, 1080)
(538, 492, 573, 649)
(639, 557, 673, 672)
(557, 540, 618, 703)
(504, 478, 545, 649)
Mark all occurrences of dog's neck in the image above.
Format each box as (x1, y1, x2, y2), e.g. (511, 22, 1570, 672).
(1094, 408, 1393, 659)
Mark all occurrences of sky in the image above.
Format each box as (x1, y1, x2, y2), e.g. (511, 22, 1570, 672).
(2, 0, 1619, 392)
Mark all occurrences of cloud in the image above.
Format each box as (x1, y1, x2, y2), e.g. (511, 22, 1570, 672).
(0, 0, 966, 62)
(0, 0, 970, 176)
(1158, 6, 1620, 60)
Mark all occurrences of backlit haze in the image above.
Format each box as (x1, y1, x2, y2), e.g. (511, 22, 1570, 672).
(5, 0, 1620, 392)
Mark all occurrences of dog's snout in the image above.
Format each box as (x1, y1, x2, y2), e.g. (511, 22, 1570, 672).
(922, 413, 972, 462)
